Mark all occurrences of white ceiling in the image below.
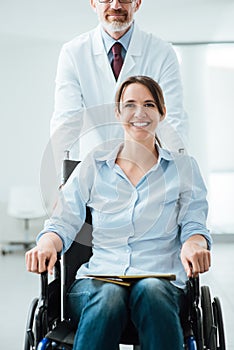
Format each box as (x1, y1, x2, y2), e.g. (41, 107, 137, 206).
(1, 0, 234, 43)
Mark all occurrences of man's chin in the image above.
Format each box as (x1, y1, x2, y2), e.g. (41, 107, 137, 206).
(102, 20, 133, 33)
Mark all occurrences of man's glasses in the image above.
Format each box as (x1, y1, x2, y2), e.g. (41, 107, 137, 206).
(98, 0, 134, 4)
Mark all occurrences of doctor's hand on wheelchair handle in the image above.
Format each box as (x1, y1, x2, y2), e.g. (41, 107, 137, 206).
(181, 234, 211, 278)
(25, 232, 63, 275)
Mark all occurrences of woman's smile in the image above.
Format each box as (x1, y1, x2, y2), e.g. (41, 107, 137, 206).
(129, 121, 151, 127)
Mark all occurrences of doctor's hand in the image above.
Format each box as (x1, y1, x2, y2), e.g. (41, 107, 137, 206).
(181, 234, 211, 278)
(25, 232, 63, 275)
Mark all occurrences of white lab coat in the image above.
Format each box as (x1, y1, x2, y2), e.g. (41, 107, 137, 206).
(51, 23, 188, 168)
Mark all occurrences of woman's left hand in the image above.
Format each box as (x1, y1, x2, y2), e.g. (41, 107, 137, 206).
(181, 234, 211, 277)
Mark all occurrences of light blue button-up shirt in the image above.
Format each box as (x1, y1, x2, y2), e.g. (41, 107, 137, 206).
(101, 22, 134, 63)
(38, 144, 211, 289)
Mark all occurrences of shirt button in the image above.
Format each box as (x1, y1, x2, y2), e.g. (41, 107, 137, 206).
(126, 248, 130, 253)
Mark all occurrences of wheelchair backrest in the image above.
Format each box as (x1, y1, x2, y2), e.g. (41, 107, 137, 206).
(63, 227, 93, 291)
(62, 159, 93, 291)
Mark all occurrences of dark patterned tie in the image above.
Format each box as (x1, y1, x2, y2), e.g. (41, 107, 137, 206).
(111, 42, 123, 80)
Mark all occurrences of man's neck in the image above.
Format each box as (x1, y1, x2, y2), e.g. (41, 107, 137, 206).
(107, 29, 129, 40)
(103, 23, 132, 40)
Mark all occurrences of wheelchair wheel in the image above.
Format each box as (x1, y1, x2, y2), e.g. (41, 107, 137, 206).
(212, 297, 226, 350)
(201, 286, 217, 350)
(24, 297, 39, 350)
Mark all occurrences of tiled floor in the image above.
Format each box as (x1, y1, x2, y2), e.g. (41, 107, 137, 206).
(0, 238, 233, 349)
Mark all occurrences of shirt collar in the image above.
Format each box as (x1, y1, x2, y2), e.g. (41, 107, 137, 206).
(158, 146, 174, 161)
(101, 22, 134, 54)
(95, 142, 174, 169)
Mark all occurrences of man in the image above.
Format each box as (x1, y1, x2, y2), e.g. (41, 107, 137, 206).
(50, 0, 188, 169)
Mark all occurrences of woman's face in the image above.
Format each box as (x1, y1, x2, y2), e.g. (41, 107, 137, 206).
(117, 82, 165, 143)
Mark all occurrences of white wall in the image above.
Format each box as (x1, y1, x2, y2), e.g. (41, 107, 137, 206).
(0, 35, 61, 242)
(176, 44, 234, 233)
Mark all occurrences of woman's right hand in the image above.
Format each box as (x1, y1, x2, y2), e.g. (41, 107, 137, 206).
(25, 232, 62, 275)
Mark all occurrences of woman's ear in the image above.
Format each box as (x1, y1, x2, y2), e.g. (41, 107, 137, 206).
(115, 105, 121, 120)
(160, 106, 166, 121)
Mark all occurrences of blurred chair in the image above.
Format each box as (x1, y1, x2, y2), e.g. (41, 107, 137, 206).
(1, 185, 46, 255)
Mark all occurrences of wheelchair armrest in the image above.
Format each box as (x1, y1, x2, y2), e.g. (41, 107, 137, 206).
(40, 252, 61, 298)
(40, 254, 61, 303)
(36, 255, 62, 342)
(187, 276, 200, 306)
(40, 271, 49, 307)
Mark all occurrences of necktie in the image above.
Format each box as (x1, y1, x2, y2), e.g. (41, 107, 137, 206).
(111, 42, 123, 80)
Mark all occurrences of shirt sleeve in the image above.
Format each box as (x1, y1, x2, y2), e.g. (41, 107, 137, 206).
(177, 156, 212, 249)
(49, 43, 86, 184)
(157, 43, 189, 149)
(50, 44, 84, 135)
(37, 162, 89, 254)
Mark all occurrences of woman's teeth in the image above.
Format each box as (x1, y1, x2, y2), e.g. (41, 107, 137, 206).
(131, 122, 150, 127)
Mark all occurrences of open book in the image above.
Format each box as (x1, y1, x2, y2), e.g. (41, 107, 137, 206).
(86, 274, 176, 287)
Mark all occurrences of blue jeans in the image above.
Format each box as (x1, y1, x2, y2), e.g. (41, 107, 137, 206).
(67, 278, 185, 350)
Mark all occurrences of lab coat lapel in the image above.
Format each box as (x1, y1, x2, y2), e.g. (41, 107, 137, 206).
(92, 26, 116, 84)
(91, 24, 144, 83)
(120, 24, 143, 79)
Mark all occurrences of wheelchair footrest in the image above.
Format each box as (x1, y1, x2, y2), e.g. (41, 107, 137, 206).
(45, 320, 75, 345)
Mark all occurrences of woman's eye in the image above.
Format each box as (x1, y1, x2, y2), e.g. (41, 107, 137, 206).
(124, 103, 136, 109)
(145, 103, 157, 108)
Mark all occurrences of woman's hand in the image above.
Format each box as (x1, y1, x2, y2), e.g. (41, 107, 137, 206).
(25, 232, 63, 275)
(181, 234, 211, 278)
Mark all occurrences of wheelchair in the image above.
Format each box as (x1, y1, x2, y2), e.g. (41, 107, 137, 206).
(24, 159, 226, 350)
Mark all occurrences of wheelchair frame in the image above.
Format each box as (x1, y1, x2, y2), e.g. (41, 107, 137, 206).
(24, 159, 226, 350)
(24, 242, 226, 350)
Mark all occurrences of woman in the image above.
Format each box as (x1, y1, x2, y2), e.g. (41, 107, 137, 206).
(26, 76, 211, 350)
